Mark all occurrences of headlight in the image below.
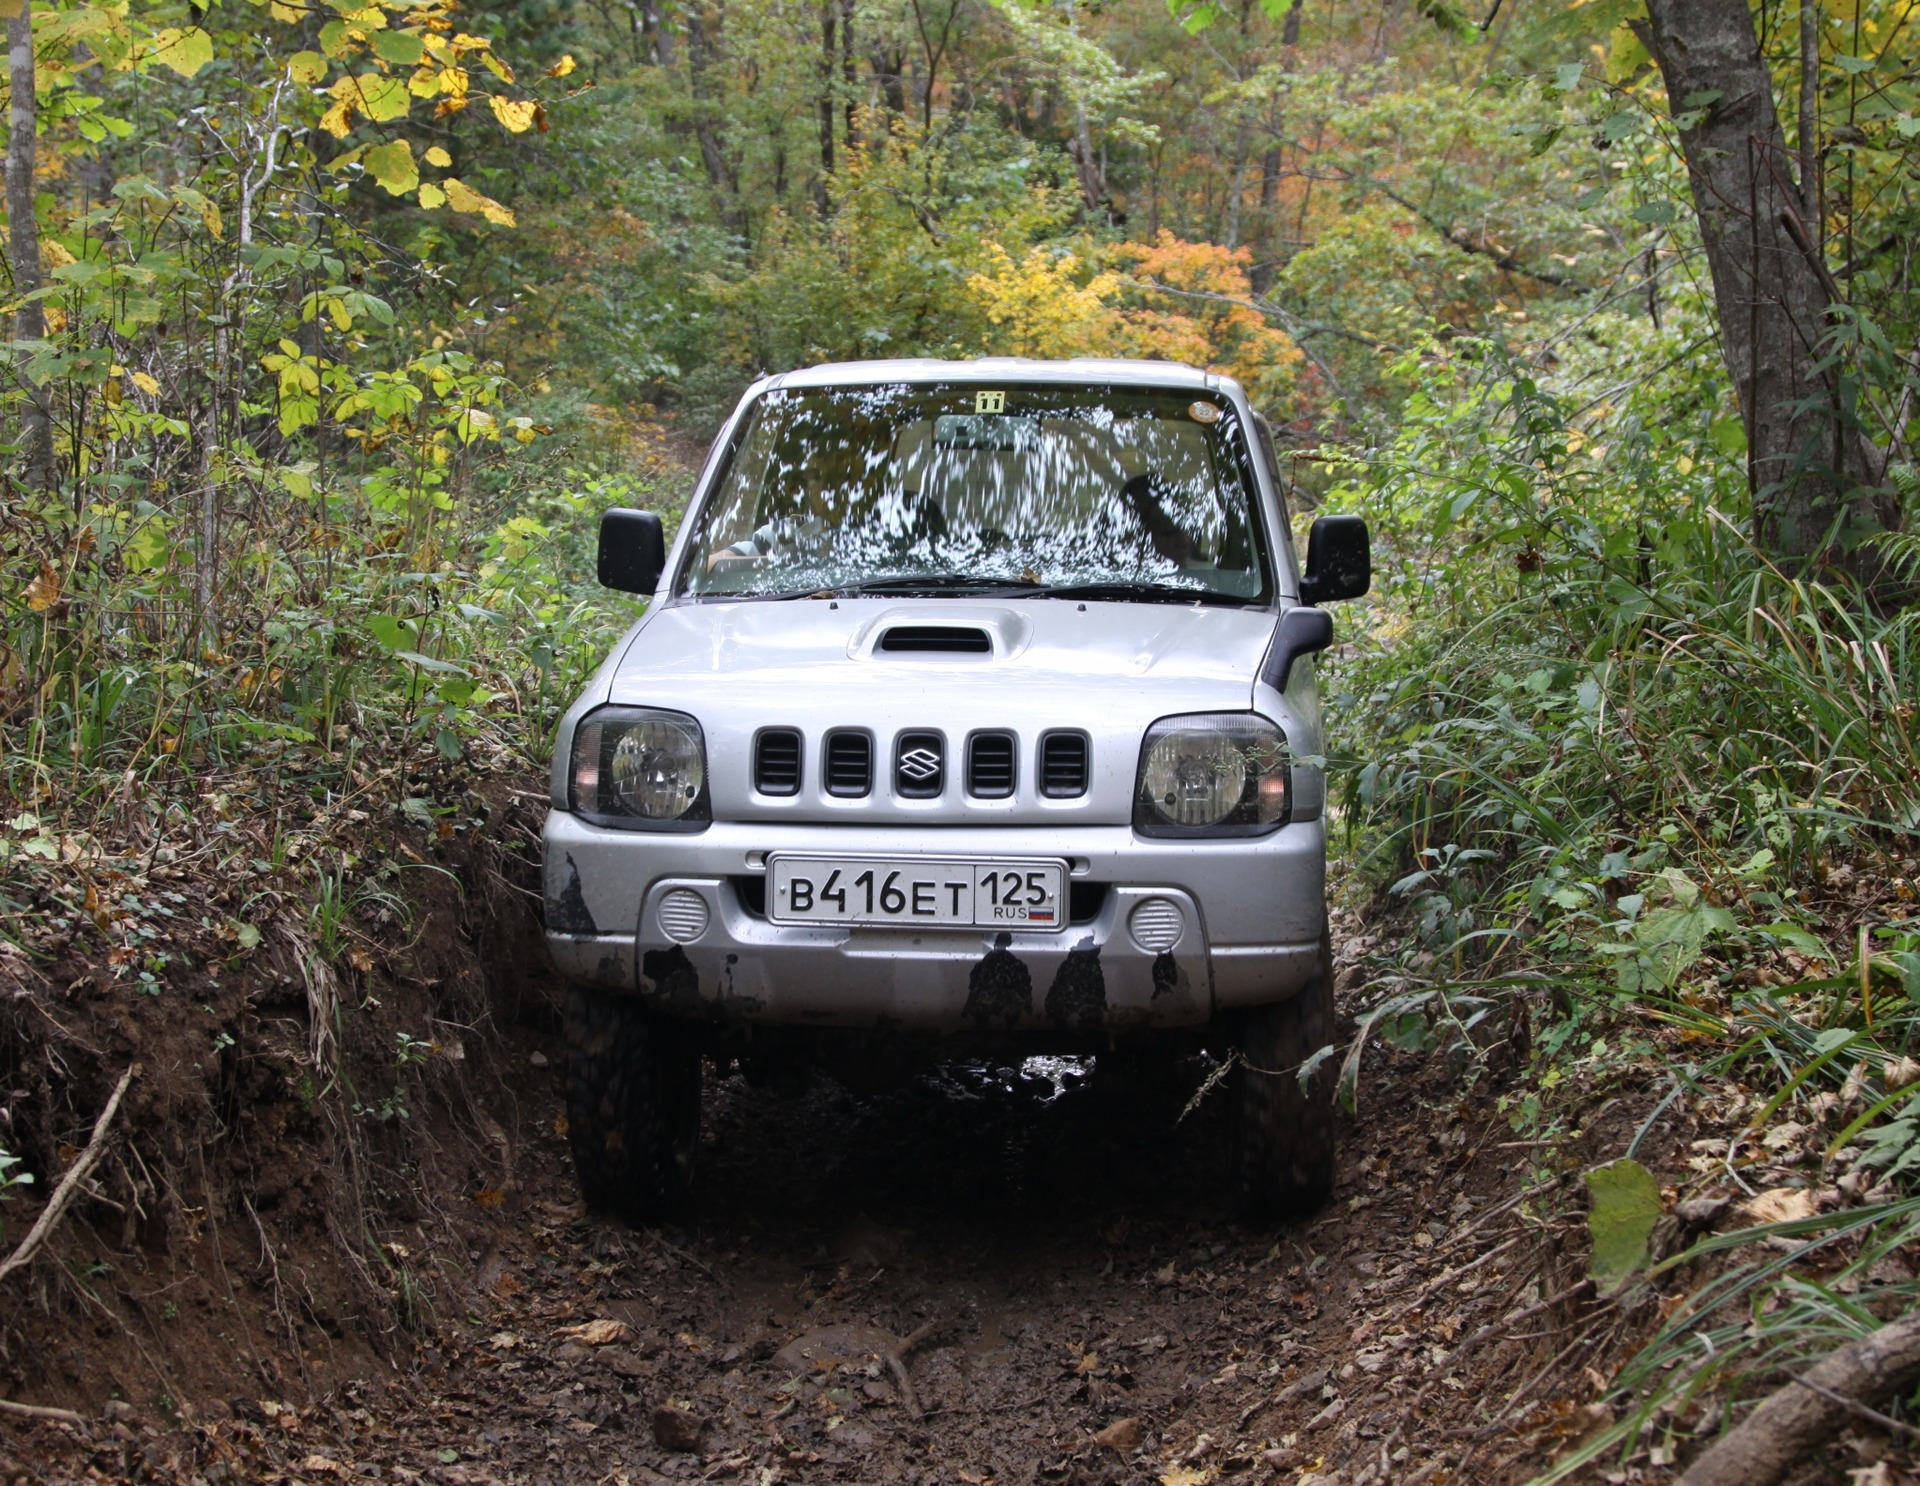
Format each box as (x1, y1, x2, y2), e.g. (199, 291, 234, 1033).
(1133, 713, 1289, 837)
(569, 707, 711, 831)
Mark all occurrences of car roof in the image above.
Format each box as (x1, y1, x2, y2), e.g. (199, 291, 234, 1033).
(763, 357, 1230, 394)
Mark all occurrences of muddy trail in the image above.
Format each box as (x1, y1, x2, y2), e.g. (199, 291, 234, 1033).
(3, 979, 1618, 1486)
(0, 781, 1722, 1486)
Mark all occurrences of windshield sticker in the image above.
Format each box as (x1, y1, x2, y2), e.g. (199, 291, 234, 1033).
(975, 389, 1006, 414)
(1188, 400, 1222, 424)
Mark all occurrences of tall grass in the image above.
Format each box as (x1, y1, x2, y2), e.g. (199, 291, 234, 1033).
(1318, 313, 1920, 1462)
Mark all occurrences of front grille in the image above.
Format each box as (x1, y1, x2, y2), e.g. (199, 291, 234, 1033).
(966, 731, 1016, 798)
(878, 625, 992, 654)
(1039, 731, 1089, 798)
(753, 728, 802, 795)
(894, 731, 945, 799)
(824, 731, 873, 797)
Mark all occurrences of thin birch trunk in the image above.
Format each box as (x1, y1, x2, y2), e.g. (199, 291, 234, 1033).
(7, 0, 53, 490)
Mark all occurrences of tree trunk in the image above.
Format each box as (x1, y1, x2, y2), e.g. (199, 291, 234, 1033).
(1638, 0, 1900, 573)
(870, 44, 907, 120)
(817, 0, 836, 188)
(839, 0, 857, 149)
(682, 0, 746, 241)
(7, 0, 53, 491)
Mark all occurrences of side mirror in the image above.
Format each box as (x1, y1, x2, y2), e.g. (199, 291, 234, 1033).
(598, 508, 667, 595)
(1260, 605, 1334, 693)
(1300, 514, 1370, 604)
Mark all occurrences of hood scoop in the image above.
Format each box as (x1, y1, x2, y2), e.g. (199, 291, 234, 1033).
(845, 605, 1031, 660)
(877, 624, 993, 655)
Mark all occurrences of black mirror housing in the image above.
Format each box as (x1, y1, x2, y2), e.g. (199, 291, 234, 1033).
(1300, 514, 1370, 604)
(1260, 605, 1334, 692)
(598, 508, 667, 595)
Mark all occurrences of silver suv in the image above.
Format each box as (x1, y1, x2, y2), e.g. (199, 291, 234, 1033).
(543, 358, 1369, 1220)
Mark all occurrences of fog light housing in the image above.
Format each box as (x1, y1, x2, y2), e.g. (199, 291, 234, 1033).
(1128, 897, 1185, 952)
(657, 889, 710, 943)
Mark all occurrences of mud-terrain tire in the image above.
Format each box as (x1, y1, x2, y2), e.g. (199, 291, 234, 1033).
(1233, 926, 1336, 1220)
(565, 987, 701, 1221)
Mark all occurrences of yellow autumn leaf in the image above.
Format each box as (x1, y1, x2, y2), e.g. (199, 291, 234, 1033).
(319, 75, 360, 138)
(489, 96, 537, 133)
(441, 177, 515, 226)
(131, 371, 161, 396)
(43, 240, 76, 269)
(417, 182, 447, 209)
(363, 138, 419, 196)
(150, 26, 214, 77)
(424, 145, 451, 167)
(287, 50, 327, 85)
(545, 53, 576, 78)
(25, 561, 60, 613)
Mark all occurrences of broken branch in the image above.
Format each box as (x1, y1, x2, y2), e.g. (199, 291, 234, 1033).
(0, 1397, 87, 1426)
(1676, 1312, 1920, 1486)
(0, 1064, 137, 1287)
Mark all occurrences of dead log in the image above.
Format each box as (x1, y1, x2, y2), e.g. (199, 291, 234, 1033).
(1677, 1312, 1920, 1486)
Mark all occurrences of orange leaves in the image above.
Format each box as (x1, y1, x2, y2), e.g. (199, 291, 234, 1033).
(1109, 231, 1305, 402)
(24, 561, 61, 612)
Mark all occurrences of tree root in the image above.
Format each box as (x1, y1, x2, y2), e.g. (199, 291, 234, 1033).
(1677, 1312, 1920, 1486)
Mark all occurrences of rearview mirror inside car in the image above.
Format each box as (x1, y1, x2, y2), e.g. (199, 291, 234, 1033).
(598, 508, 667, 595)
(1300, 515, 1370, 604)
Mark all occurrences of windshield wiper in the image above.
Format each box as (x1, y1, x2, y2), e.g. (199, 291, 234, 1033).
(1034, 581, 1256, 606)
(828, 574, 1042, 597)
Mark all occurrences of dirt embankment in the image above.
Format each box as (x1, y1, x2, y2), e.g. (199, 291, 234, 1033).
(1, 803, 1909, 1486)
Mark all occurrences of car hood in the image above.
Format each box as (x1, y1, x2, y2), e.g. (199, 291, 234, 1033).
(588, 598, 1276, 825)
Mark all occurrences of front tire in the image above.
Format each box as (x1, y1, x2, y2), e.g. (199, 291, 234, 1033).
(565, 987, 701, 1222)
(1233, 927, 1337, 1220)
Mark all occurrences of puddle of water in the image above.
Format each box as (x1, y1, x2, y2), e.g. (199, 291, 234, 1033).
(1019, 1054, 1092, 1102)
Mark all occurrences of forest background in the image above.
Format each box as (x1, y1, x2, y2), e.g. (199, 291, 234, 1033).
(2, 0, 1920, 1472)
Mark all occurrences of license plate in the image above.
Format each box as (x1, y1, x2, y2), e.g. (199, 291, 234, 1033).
(767, 855, 1067, 931)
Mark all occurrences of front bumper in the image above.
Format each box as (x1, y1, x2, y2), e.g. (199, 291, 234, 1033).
(543, 813, 1326, 1033)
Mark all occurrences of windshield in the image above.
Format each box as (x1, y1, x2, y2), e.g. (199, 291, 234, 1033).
(676, 382, 1272, 604)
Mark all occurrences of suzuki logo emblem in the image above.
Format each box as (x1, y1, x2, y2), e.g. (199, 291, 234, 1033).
(899, 747, 941, 781)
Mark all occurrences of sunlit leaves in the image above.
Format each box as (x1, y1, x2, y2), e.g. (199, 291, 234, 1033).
(319, 72, 411, 136)
(364, 139, 418, 196)
(149, 26, 214, 77)
(489, 96, 541, 133)
(442, 177, 515, 227)
(287, 51, 328, 85)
